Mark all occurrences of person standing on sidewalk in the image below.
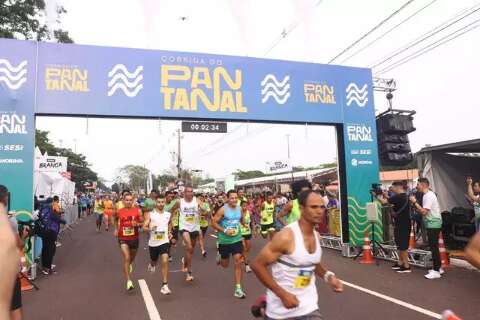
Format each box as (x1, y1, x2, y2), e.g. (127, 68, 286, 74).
(466, 177, 480, 232)
(409, 178, 443, 280)
(251, 190, 343, 319)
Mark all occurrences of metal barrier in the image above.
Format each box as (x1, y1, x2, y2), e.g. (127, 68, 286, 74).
(319, 235, 433, 268)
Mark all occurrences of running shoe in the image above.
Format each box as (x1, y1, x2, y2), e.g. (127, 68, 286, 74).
(391, 263, 401, 270)
(41, 268, 51, 275)
(216, 252, 221, 265)
(160, 284, 172, 295)
(147, 264, 156, 273)
(424, 270, 442, 280)
(56, 241, 62, 247)
(396, 266, 412, 273)
(234, 287, 246, 299)
(186, 273, 194, 282)
(429, 268, 445, 275)
(126, 280, 135, 291)
(245, 265, 252, 273)
(202, 251, 207, 258)
(168, 256, 173, 262)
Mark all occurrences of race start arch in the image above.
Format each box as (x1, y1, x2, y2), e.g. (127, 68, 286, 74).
(0, 38, 380, 245)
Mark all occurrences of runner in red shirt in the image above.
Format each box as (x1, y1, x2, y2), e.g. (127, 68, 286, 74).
(116, 193, 142, 291)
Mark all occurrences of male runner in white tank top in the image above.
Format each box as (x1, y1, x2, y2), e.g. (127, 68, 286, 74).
(143, 194, 172, 295)
(251, 190, 343, 319)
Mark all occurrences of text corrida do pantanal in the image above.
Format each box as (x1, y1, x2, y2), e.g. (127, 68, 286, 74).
(160, 65, 248, 113)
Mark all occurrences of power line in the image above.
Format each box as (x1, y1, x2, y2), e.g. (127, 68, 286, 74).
(375, 17, 480, 75)
(264, 0, 324, 56)
(328, 0, 417, 64)
(370, 2, 480, 69)
(339, 0, 439, 64)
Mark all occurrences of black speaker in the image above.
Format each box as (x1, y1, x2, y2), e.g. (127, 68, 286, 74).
(377, 113, 415, 166)
(376, 114, 415, 134)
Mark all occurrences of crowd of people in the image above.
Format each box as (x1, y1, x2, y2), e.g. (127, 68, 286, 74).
(1, 177, 480, 320)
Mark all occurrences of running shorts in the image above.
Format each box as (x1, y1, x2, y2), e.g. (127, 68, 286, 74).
(265, 309, 323, 320)
(11, 277, 22, 311)
(394, 222, 411, 251)
(118, 239, 139, 250)
(218, 241, 243, 259)
(149, 243, 170, 261)
(242, 234, 252, 241)
(181, 230, 199, 241)
(261, 223, 275, 234)
(201, 226, 208, 236)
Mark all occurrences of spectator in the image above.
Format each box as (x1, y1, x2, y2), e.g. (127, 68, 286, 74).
(326, 192, 338, 209)
(0, 185, 24, 320)
(466, 177, 480, 232)
(377, 181, 411, 273)
(52, 196, 62, 216)
(409, 178, 443, 280)
(465, 231, 480, 269)
(39, 198, 66, 275)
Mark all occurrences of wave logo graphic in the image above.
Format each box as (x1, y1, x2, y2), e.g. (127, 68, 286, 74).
(348, 196, 383, 245)
(261, 74, 290, 105)
(346, 82, 368, 107)
(0, 59, 27, 90)
(107, 64, 143, 97)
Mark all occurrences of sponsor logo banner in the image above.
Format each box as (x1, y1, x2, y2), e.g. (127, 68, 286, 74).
(265, 159, 292, 174)
(35, 156, 68, 172)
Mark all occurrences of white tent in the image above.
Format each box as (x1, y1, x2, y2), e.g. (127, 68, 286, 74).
(34, 171, 76, 206)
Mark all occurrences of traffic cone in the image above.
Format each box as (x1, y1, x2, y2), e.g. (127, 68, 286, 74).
(439, 232, 449, 268)
(442, 310, 462, 320)
(18, 273, 33, 292)
(360, 232, 375, 264)
(408, 225, 416, 249)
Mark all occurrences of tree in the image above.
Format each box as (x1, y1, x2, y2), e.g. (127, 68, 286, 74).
(118, 165, 149, 192)
(153, 174, 176, 191)
(35, 129, 57, 155)
(111, 183, 120, 194)
(233, 170, 265, 180)
(0, 1, 74, 43)
(56, 147, 98, 191)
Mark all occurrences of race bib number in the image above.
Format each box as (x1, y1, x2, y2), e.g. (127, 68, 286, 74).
(226, 227, 238, 236)
(294, 270, 313, 289)
(122, 227, 134, 237)
(185, 215, 195, 223)
(153, 231, 165, 241)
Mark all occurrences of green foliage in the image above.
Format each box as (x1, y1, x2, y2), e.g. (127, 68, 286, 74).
(233, 170, 266, 180)
(153, 174, 177, 191)
(35, 129, 57, 155)
(118, 165, 149, 192)
(0, 1, 73, 43)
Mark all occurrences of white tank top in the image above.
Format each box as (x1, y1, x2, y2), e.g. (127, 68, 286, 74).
(148, 209, 171, 247)
(179, 198, 200, 232)
(266, 221, 322, 319)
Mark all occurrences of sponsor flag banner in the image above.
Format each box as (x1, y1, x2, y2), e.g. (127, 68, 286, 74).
(35, 156, 68, 172)
(265, 159, 292, 174)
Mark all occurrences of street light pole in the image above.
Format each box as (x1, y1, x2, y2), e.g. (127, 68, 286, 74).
(286, 134, 294, 182)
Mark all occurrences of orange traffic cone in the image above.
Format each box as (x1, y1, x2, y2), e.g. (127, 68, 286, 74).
(408, 225, 416, 249)
(442, 310, 462, 320)
(439, 232, 449, 268)
(360, 232, 375, 264)
(19, 273, 33, 292)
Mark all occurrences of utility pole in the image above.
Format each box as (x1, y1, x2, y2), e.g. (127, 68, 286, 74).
(286, 134, 294, 182)
(177, 129, 182, 180)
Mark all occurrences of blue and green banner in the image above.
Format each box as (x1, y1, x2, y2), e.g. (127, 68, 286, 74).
(0, 38, 379, 246)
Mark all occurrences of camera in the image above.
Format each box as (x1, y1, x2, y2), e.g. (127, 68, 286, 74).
(370, 183, 383, 196)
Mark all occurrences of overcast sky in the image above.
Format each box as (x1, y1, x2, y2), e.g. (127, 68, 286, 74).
(37, 0, 480, 184)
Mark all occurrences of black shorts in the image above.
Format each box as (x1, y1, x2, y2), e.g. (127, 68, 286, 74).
(11, 277, 22, 311)
(171, 226, 179, 241)
(394, 222, 411, 251)
(242, 234, 252, 240)
(218, 241, 243, 259)
(118, 239, 139, 250)
(149, 243, 170, 261)
(181, 230, 199, 241)
(201, 226, 208, 236)
(261, 223, 275, 234)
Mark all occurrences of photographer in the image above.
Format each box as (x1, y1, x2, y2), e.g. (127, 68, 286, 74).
(375, 181, 412, 273)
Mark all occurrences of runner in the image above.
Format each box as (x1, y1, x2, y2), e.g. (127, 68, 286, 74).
(240, 199, 253, 273)
(198, 194, 210, 258)
(259, 192, 276, 240)
(79, 193, 88, 218)
(251, 190, 343, 320)
(103, 195, 114, 232)
(278, 180, 312, 226)
(212, 190, 247, 299)
(175, 186, 201, 281)
(164, 191, 178, 261)
(143, 195, 172, 295)
(94, 194, 104, 232)
(116, 193, 142, 291)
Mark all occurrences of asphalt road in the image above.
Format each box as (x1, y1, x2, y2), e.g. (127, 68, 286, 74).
(23, 216, 479, 320)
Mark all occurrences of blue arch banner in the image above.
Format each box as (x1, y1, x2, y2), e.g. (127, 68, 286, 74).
(0, 38, 380, 245)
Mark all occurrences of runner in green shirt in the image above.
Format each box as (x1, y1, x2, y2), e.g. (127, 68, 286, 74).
(240, 200, 252, 273)
(198, 194, 210, 258)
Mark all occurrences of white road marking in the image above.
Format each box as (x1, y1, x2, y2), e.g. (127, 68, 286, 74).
(138, 279, 161, 320)
(341, 280, 442, 319)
